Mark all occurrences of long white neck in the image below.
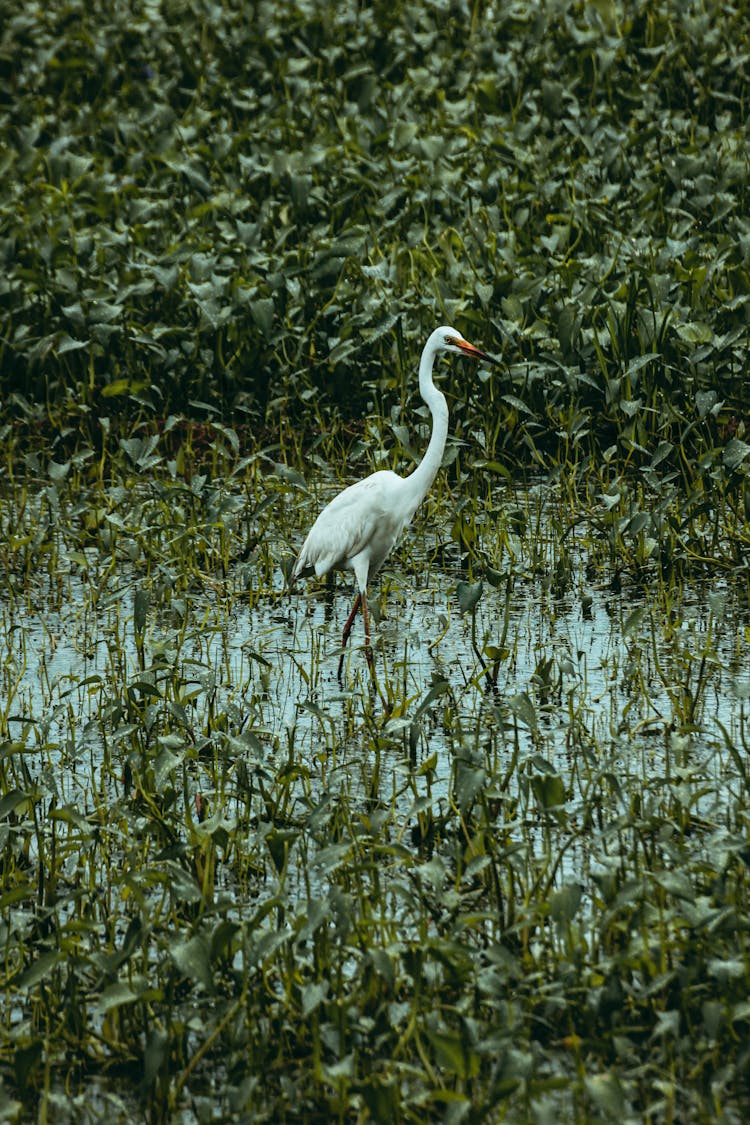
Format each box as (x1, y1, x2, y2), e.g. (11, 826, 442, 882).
(401, 340, 449, 518)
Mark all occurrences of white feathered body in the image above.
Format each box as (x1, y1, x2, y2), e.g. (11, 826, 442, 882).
(291, 326, 490, 622)
(291, 470, 418, 593)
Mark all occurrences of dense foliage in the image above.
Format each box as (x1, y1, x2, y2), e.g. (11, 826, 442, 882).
(2, 1, 750, 1122)
(2, 0, 750, 467)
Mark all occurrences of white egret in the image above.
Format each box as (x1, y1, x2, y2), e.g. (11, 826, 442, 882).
(291, 325, 497, 677)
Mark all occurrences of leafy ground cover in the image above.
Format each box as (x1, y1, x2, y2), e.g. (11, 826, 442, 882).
(1, 0, 749, 468)
(2, 0, 750, 1121)
(1, 459, 750, 1124)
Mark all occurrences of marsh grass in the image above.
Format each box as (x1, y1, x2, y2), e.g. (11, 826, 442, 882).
(3, 0, 750, 1119)
(1, 443, 750, 1122)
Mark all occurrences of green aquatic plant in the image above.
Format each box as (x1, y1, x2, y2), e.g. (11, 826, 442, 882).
(1, 0, 749, 485)
(2, 0, 750, 1120)
(1, 458, 750, 1120)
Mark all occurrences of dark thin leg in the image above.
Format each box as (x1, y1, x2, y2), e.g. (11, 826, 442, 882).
(338, 592, 362, 681)
(361, 592, 374, 671)
(341, 592, 362, 650)
(337, 589, 386, 704)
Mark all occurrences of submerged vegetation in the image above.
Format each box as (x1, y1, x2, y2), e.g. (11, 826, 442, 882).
(1, 0, 750, 1121)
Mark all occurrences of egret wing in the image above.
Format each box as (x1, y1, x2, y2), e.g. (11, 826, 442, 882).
(293, 471, 403, 581)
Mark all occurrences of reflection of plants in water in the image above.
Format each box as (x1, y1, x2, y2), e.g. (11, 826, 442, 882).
(3, 0, 750, 1115)
(2, 457, 749, 1120)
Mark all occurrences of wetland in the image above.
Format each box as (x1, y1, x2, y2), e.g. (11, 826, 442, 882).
(2, 0, 750, 1120)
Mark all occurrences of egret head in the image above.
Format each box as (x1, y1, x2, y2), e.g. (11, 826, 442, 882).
(430, 325, 496, 364)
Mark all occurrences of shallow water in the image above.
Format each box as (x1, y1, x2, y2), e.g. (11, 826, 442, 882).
(5, 523, 748, 835)
(4, 484, 750, 1125)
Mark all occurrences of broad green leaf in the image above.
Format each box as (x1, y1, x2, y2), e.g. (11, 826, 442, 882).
(414, 676, 449, 719)
(650, 440, 672, 467)
(549, 882, 583, 924)
(454, 758, 486, 813)
(134, 587, 149, 634)
(531, 772, 566, 810)
(708, 958, 746, 981)
(301, 980, 328, 1016)
(501, 393, 536, 417)
(723, 438, 750, 471)
(56, 334, 89, 354)
(457, 580, 483, 614)
(623, 605, 647, 638)
(695, 390, 720, 418)
(652, 868, 697, 904)
(585, 1072, 626, 1117)
(508, 691, 537, 731)
(675, 321, 713, 344)
(423, 1028, 479, 1080)
(0, 789, 32, 819)
(171, 934, 213, 992)
(103, 379, 132, 400)
(95, 982, 140, 1015)
(17, 952, 63, 990)
(250, 298, 275, 337)
(48, 805, 94, 835)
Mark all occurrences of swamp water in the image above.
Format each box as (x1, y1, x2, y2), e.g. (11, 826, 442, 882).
(3, 480, 748, 890)
(3, 477, 750, 1121)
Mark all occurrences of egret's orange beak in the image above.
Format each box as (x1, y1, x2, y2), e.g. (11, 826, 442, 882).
(452, 337, 500, 365)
